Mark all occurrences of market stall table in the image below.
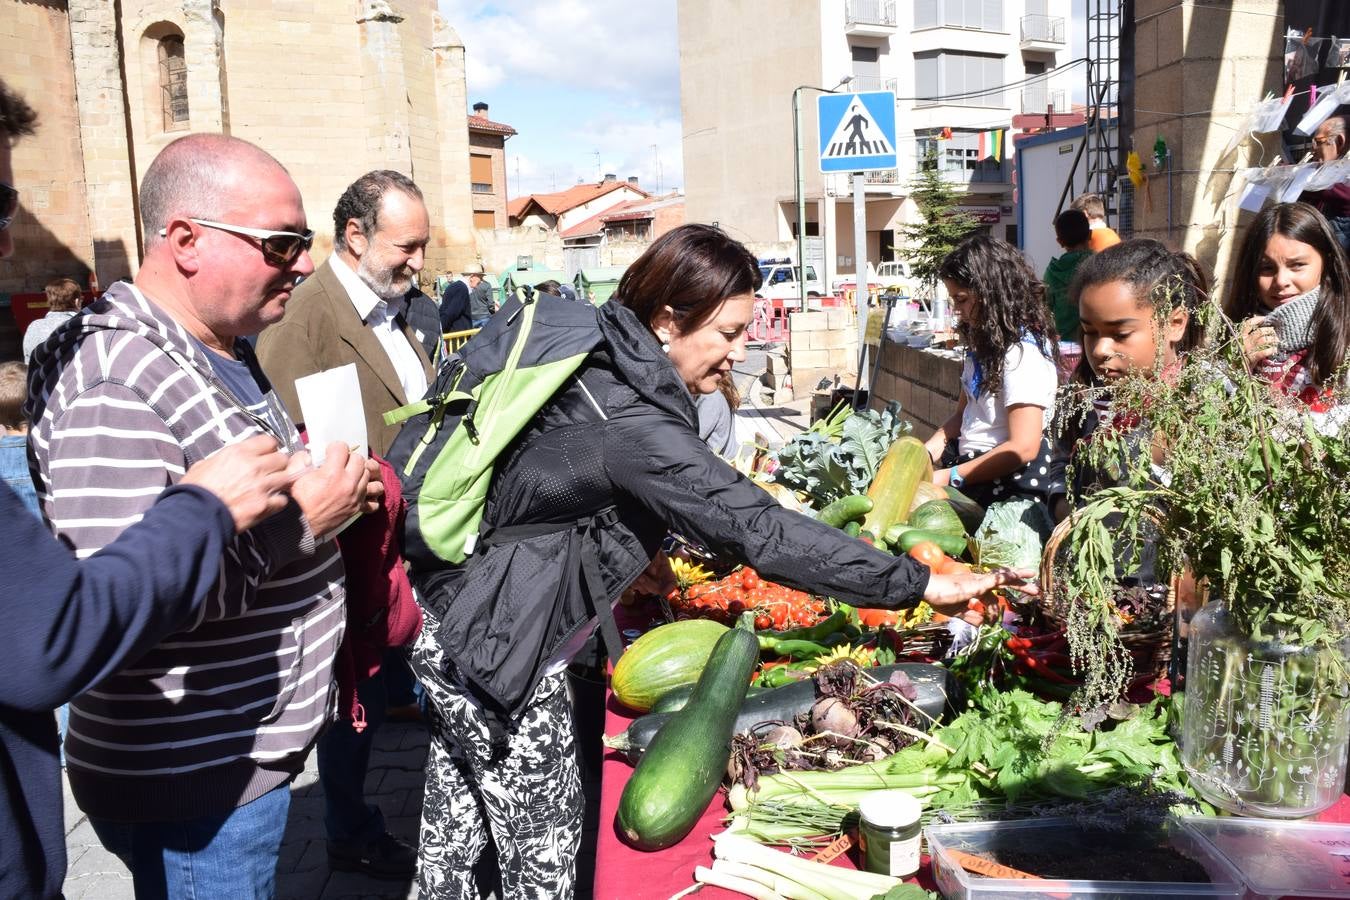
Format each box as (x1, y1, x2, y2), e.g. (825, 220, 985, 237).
(592, 677, 1350, 900)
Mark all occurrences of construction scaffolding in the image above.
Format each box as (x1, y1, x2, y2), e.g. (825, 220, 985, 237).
(1083, 0, 1134, 234)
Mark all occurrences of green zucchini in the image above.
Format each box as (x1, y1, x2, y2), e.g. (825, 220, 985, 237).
(615, 622, 760, 850)
(843, 520, 862, 537)
(604, 662, 959, 764)
(883, 523, 918, 547)
(817, 493, 873, 528)
(896, 527, 967, 558)
(649, 682, 766, 714)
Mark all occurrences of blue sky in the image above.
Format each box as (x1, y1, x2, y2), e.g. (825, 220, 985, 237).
(437, 1, 683, 199)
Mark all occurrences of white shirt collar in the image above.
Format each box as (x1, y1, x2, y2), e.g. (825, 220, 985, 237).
(330, 253, 405, 323)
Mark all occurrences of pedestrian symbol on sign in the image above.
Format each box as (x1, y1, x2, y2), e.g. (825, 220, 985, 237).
(824, 101, 895, 159)
(817, 90, 897, 173)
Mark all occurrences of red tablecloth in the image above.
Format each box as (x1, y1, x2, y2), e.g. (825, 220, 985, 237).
(593, 683, 1350, 900)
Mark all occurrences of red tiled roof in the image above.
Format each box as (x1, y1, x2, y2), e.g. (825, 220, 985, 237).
(560, 198, 646, 239)
(510, 181, 651, 225)
(467, 114, 517, 136)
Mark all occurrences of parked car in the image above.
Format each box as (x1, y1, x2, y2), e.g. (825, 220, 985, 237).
(757, 258, 824, 301)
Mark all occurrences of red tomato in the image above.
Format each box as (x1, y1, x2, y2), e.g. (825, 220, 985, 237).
(754, 614, 773, 630)
(740, 568, 760, 590)
(770, 606, 788, 629)
(857, 607, 900, 628)
(907, 541, 946, 569)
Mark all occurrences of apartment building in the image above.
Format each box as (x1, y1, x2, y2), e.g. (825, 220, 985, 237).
(678, 0, 1072, 286)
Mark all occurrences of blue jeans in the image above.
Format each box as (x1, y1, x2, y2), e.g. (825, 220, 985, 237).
(90, 784, 290, 900)
(471, 317, 491, 329)
(318, 669, 387, 845)
(1329, 215, 1350, 256)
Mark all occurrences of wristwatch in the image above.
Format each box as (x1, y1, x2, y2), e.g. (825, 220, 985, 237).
(948, 466, 965, 489)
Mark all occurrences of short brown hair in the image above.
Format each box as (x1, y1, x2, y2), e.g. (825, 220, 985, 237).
(1070, 193, 1106, 220)
(615, 224, 762, 333)
(44, 277, 83, 313)
(0, 79, 36, 145)
(0, 361, 28, 430)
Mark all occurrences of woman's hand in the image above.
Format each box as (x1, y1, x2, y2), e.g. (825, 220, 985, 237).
(1239, 316, 1278, 370)
(931, 466, 951, 487)
(629, 550, 676, 598)
(920, 567, 1037, 616)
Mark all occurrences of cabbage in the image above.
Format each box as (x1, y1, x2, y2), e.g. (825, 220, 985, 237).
(975, 498, 1052, 570)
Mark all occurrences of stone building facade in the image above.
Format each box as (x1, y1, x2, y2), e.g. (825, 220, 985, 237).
(1, 0, 477, 308)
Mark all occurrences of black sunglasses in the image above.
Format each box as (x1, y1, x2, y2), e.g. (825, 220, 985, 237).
(0, 182, 18, 231)
(159, 218, 315, 266)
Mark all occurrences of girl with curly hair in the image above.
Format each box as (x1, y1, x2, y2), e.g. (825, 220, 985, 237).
(923, 234, 1063, 512)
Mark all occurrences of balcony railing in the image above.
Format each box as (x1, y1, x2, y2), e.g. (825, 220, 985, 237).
(1020, 87, 1067, 114)
(849, 75, 897, 93)
(1020, 14, 1065, 44)
(846, 0, 897, 27)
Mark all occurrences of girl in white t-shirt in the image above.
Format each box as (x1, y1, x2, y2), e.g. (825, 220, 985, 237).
(923, 235, 1063, 512)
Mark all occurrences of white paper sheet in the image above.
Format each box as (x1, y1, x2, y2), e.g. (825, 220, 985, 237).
(294, 364, 367, 467)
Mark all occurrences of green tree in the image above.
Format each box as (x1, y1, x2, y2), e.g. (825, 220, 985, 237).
(899, 151, 978, 296)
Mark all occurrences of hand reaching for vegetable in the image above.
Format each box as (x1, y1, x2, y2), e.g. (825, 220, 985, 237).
(921, 567, 1037, 616)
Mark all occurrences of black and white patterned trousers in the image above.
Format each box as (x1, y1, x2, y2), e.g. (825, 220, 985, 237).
(409, 607, 583, 900)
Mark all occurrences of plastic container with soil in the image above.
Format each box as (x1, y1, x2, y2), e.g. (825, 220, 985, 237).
(925, 817, 1244, 899)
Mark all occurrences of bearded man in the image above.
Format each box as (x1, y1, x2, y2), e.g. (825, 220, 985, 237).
(255, 169, 433, 879)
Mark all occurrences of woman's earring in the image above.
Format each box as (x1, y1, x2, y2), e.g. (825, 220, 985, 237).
(661, 341, 670, 354)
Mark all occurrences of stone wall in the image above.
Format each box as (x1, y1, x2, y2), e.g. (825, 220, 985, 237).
(866, 338, 962, 436)
(2, 0, 476, 309)
(788, 309, 858, 400)
(1129, 0, 1283, 285)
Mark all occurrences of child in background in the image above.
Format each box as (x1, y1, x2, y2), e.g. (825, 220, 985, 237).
(1043, 209, 1094, 343)
(1070, 193, 1122, 251)
(923, 234, 1062, 514)
(0, 361, 38, 518)
(1224, 201, 1350, 427)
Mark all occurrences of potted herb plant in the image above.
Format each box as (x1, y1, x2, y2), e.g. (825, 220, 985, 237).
(1053, 301, 1350, 817)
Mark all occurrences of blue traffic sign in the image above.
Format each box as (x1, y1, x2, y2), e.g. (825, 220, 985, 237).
(818, 91, 897, 173)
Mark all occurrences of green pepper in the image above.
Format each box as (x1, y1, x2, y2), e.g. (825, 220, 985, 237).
(757, 637, 832, 660)
(762, 609, 849, 644)
(756, 663, 814, 689)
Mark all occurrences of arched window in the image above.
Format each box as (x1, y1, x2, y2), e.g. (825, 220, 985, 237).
(158, 35, 188, 131)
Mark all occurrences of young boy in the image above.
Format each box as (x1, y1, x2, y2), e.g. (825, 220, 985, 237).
(0, 361, 38, 518)
(1069, 193, 1122, 251)
(1043, 209, 1094, 342)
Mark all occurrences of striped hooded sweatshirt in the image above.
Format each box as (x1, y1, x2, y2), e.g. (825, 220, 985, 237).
(26, 282, 346, 822)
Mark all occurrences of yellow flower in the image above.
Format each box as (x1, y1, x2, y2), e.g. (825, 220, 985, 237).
(669, 556, 712, 589)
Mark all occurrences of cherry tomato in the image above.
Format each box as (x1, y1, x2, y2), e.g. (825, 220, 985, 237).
(754, 614, 773, 630)
(857, 607, 900, 628)
(770, 606, 788, 629)
(740, 568, 760, 590)
(907, 540, 946, 569)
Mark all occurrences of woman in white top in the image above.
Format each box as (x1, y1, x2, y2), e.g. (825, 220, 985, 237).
(922, 234, 1064, 513)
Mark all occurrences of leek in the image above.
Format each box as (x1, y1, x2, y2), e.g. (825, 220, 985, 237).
(711, 832, 902, 900)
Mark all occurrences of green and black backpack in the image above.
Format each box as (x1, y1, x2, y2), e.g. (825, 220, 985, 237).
(384, 287, 605, 572)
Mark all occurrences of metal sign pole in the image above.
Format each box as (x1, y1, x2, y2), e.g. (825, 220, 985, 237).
(852, 173, 869, 405)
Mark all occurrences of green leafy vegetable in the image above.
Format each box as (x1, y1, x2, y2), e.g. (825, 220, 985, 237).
(975, 498, 1050, 570)
(771, 403, 910, 506)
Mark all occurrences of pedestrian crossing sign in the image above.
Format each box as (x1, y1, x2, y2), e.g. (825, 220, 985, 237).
(818, 91, 897, 173)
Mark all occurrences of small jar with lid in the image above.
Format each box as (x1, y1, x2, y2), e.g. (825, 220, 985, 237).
(857, 790, 922, 879)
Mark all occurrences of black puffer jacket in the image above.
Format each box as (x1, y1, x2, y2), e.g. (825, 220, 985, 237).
(425, 300, 928, 730)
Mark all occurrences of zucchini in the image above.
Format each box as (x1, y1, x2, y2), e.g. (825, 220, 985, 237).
(896, 527, 968, 558)
(862, 437, 933, 538)
(817, 493, 873, 528)
(649, 681, 767, 715)
(616, 622, 760, 850)
(611, 618, 728, 712)
(843, 520, 862, 537)
(883, 523, 918, 547)
(604, 662, 959, 763)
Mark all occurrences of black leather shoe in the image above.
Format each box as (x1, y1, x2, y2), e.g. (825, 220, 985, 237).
(327, 831, 417, 880)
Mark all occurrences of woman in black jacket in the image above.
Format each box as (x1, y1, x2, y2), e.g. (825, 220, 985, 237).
(408, 225, 1033, 900)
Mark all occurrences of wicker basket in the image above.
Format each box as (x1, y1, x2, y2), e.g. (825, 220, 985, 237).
(1036, 510, 1177, 682)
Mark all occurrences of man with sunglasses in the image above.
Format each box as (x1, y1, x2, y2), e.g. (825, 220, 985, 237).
(256, 169, 434, 880)
(27, 131, 382, 899)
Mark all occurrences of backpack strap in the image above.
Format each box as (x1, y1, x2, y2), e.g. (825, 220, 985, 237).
(478, 507, 627, 665)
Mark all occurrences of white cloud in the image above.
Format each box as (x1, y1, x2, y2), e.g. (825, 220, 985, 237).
(437, 0, 680, 114)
